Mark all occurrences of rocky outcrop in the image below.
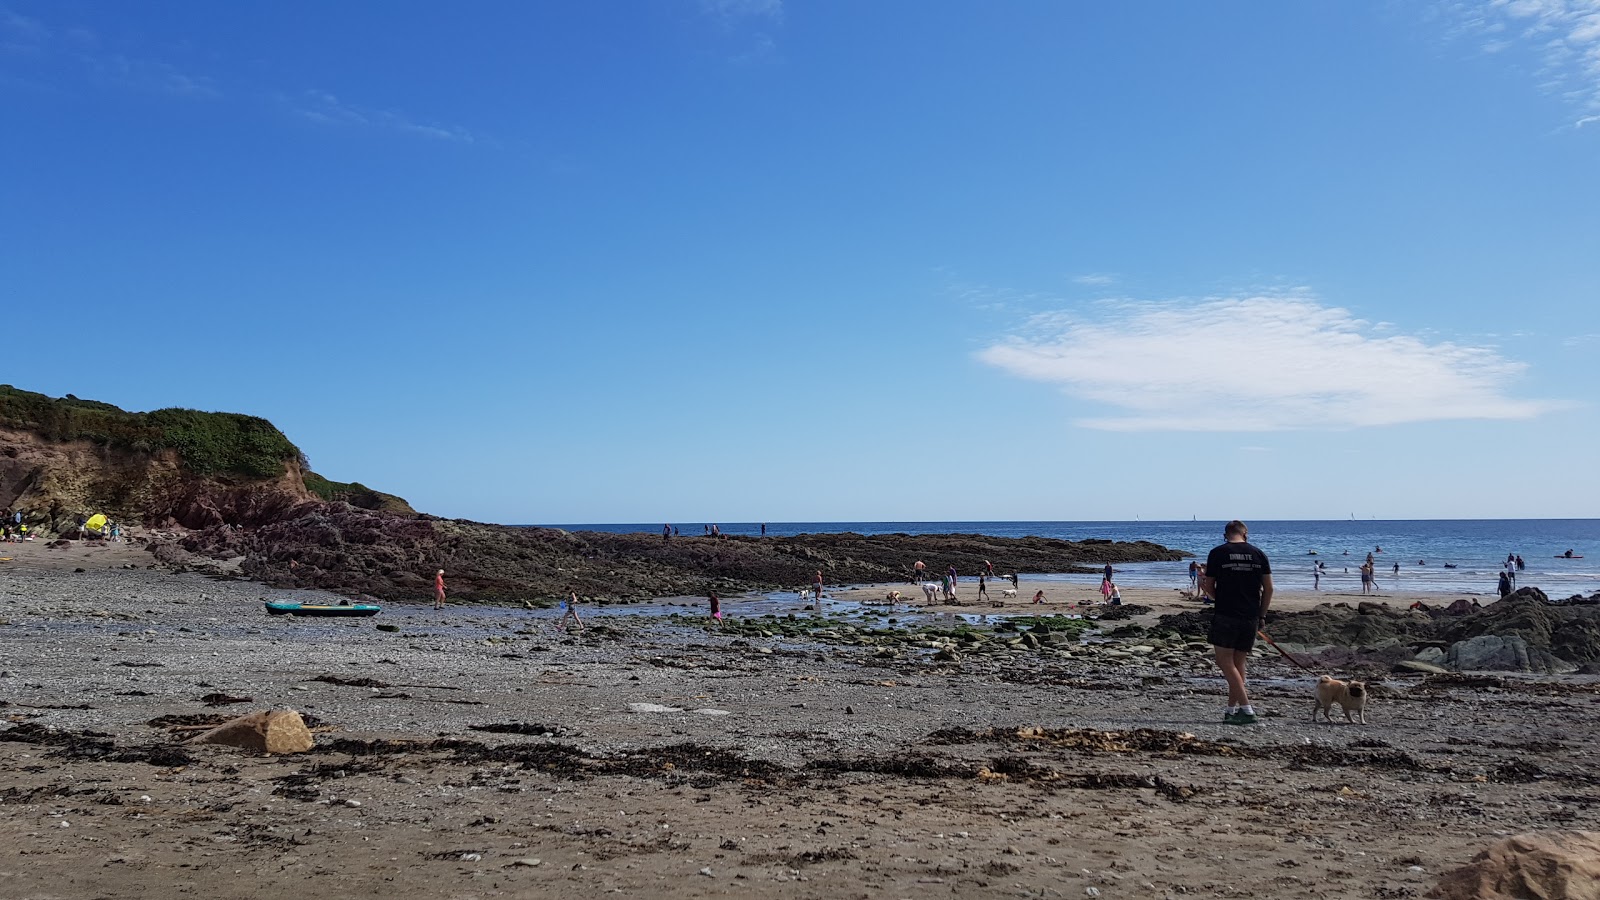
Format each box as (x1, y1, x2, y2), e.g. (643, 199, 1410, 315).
(1445, 635, 1577, 675)
(171, 503, 1185, 602)
(1157, 590, 1600, 674)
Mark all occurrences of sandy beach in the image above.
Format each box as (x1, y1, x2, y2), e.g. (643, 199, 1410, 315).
(3, 540, 1599, 898)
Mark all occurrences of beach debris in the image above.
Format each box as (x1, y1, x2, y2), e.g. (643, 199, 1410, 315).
(628, 703, 682, 713)
(508, 858, 542, 868)
(694, 709, 730, 717)
(199, 692, 253, 707)
(1426, 830, 1600, 899)
(184, 709, 314, 755)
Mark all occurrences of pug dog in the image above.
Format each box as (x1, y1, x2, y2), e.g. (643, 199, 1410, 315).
(1313, 675, 1368, 724)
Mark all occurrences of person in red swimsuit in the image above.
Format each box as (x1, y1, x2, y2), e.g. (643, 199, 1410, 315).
(433, 569, 446, 610)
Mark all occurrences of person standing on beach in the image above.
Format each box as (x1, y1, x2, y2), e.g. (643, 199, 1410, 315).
(1497, 570, 1512, 598)
(1009, 572, 1019, 589)
(663, 524, 671, 542)
(1312, 563, 1321, 591)
(947, 565, 958, 588)
(812, 570, 824, 606)
(1103, 563, 1113, 584)
(433, 569, 446, 610)
(708, 591, 723, 627)
(1199, 520, 1273, 726)
(978, 573, 989, 603)
(1188, 560, 1200, 595)
(914, 560, 926, 583)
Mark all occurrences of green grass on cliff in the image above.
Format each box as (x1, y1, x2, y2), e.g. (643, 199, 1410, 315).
(0, 385, 306, 478)
(303, 472, 415, 514)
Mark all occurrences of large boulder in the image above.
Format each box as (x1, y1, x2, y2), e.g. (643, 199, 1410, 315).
(1428, 830, 1600, 899)
(184, 709, 314, 754)
(1445, 635, 1577, 674)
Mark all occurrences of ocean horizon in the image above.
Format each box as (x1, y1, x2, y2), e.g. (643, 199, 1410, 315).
(532, 519, 1600, 597)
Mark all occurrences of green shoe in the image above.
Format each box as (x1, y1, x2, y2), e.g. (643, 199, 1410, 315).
(1224, 710, 1258, 725)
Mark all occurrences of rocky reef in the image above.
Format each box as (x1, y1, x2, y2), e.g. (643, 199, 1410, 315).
(1151, 588, 1600, 674)
(169, 502, 1184, 601)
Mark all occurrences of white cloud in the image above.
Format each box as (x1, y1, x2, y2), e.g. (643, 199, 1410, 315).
(976, 291, 1563, 432)
(1454, 0, 1600, 124)
(291, 89, 475, 143)
(1073, 273, 1117, 286)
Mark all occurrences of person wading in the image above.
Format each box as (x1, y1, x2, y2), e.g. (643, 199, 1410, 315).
(1199, 520, 1273, 725)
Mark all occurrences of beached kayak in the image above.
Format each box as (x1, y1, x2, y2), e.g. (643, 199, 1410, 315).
(264, 600, 381, 617)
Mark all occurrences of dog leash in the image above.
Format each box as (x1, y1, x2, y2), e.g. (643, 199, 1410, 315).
(1256, 630, 1319, 673)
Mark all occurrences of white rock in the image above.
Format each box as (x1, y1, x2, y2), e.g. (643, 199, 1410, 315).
(698, 867, 713, 876)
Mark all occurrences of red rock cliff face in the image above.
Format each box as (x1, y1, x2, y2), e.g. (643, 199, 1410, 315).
(0, 426, 316, 532)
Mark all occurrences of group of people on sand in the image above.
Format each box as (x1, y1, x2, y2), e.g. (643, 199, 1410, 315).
(909, 559, 1021, 606)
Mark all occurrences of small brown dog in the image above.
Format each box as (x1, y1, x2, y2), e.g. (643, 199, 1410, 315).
(1313, 675, 1368, 724)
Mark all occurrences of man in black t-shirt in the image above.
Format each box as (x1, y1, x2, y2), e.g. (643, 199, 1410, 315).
(1199, 520, 1273, 726)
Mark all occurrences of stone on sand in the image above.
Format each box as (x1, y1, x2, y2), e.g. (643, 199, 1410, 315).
(1427, 830, 1600, 900)
(185, 709, 314, 754)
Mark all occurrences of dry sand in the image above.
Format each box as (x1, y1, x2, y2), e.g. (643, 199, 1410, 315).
(3, 540, 1598, 898)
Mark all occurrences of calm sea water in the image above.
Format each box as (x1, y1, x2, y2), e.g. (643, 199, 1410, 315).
(538, 519, 1600, 597)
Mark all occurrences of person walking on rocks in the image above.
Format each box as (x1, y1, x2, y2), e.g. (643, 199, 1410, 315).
(561, 589, 585, 631)
(663, 524, 671, 542)
(1199, 520, 1273, 726)
(433, 569, 446, 610)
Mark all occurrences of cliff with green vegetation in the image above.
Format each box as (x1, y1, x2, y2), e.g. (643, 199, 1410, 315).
(0, 386, 411, 530)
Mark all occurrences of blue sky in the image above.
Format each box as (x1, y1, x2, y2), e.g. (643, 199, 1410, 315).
(4, 1, 1597, 524)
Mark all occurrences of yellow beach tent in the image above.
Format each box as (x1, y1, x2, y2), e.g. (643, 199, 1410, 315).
(84, 513, 108, 534)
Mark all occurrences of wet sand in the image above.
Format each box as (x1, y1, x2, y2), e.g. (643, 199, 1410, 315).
(3, 542, 1598, 898)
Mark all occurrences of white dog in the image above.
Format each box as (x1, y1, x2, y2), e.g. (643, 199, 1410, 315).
(1001, 588, 1017, 598)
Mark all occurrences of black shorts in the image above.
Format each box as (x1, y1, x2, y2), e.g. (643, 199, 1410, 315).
(1208, 613, 1259, 652)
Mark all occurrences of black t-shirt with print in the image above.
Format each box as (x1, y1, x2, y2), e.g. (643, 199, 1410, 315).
(1205, 540, 1271, 620)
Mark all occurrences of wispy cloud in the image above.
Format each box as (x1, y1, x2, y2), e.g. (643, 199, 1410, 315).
(1073, 273, 1117, 286)
(1, 8, 217, 99)
(977, 291, 1564, 432)
(0, 6, 47, 53)
(94, 53, 220, 98)
(699, 0, 783, 64)
(701, 0, 783, 23)
(289, 89, 476, 143)
(1450, 0, 1600, 125)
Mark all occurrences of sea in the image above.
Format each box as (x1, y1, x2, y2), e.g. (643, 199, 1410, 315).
(538, 519, 1600, 598)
